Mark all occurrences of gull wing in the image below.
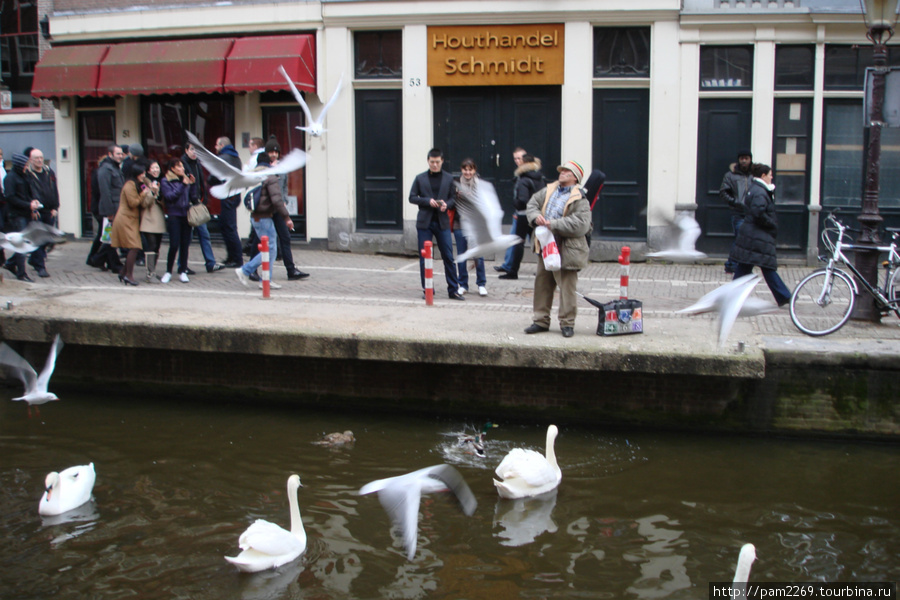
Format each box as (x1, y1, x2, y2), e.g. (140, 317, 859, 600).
(36, 334, 63, 392)
(315, 75, 344, 127)
(424, 464, 477, 517)
(717, 274, 761, 347)
(278, 65, 315, 126)
(185, 131, 242, 183)
(261, 148, 308, 177)
(21, 222, 66, 247)
(676, 214, 702, 252)
(677, 275, 758, 315)
(0, 342, 38, 394)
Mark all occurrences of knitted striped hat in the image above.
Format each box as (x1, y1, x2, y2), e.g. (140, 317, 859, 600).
(557, 160, 584, 183)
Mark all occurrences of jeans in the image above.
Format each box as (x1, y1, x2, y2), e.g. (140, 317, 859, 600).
(242, 218, 278, 277)
(507, 213, 533, 276)
(417, 220, 459, 295)
(166, 216, 192, 274)
(733, 262, 792, 306)
(453, 229, 486, 289)
(725, 214, 745, 273)
(192, 222, 216, 270)
(499, 215, 517, 270)
(219, 196, 243, 266)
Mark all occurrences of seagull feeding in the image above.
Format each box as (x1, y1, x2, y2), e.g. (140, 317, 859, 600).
(677, 274, 778, 347)
(225, 474, 307, 573)
(185, 131, 307, 200)
(454, 179, 521, 262)
(0, 221, 67, 256)
(646, 211, 708, 262)
(0, 333, 64, 417)
(359, 464, 477, 561)
(278, 65, 344, 138)
(39, 463, 96, 516)
(493, 425, 562, 499)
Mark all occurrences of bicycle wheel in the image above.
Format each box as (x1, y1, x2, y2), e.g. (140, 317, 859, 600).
(790, 269, 856, 336)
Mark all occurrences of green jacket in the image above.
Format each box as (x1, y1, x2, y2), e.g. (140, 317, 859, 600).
(526, 181, 591, 271)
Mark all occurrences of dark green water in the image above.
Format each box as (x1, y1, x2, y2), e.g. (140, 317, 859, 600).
(0, 392, 897, 599)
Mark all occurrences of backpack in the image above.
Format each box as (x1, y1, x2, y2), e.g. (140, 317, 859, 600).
(243, 185, 263, 212)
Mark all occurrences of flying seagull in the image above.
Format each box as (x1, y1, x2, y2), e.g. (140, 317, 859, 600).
(0, 221, 67, 256)
(278, 65, 344, 138)
(184, 131, 307, 200)
(359, 464, 477, 561)
(0, 333, 64, 416)
(646, 211, 708, 262)
(677, 274, 778, 347)
(454, 179, 521, 262)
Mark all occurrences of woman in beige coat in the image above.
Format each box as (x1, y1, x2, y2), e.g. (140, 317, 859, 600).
(139, 160, 165, 281)
(110, 163, 154, 285)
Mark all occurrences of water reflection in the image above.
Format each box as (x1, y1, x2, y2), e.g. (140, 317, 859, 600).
(0, 396, 898, 599)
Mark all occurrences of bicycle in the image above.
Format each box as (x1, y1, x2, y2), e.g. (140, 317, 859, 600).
(789, 211, 900, 336)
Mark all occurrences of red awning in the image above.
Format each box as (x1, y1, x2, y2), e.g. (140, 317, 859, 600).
(31, 44, 110, 99)
(224, 34, 315, 93)
(97, 38, 235, 96)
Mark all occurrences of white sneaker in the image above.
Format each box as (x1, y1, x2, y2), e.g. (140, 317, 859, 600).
(458, 286, 467, 295)
(478, 285, 488, 296)
(235, 268, 249, 287)
(259, 281, 282, 289)
(179, 272, 189, 283)
(160, 272, 171, 284)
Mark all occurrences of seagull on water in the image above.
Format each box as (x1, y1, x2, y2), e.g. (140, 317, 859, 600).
(646, 211, 708, 263)
(359, 464, 477, 561)
(0, 221, 67, 256)
(184, 131, 307, 200)
(454, 179, 521, 262)
(0, 333, 64, 416)
(677, 274, 778, 347)
(278, 65, 344, 138)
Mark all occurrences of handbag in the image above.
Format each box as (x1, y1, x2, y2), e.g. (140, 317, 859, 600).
(187, 203, 211, 227)
(534, 225, 561, 271)
(598, 299, 643, 336)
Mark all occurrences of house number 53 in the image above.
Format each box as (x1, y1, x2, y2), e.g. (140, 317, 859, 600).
(408, 78, 422, 87)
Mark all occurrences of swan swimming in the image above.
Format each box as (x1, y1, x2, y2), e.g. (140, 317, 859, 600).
(0, 333, 64, 416)
(493, 424, 561, 499)
(359, 464, 477, 561)
(225, 474, 307, 573)
(39, 463, 96, 516)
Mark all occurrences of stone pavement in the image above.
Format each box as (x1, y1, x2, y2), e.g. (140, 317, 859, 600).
(2, 239, 900, 379)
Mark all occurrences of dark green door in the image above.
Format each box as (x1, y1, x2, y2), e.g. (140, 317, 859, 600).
(696, 99, 752, 256)
(355, 89, 403, 231)
(592, 89, 649, 239)
(433, 86, 561, 223)
(772, 98, 811, 254)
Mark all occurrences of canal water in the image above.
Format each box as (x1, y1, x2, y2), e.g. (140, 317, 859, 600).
(0, 391, 897, 600)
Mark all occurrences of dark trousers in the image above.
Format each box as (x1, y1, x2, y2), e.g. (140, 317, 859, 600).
(507, 213, 533, 276)
(417, 221, 459, 295)
(219, 197, 243, 266)
(733, 262, 792, 306)
(725, 214, 745, 273)
(27, 211, 55, 270)
(4, 215, 27, 277)
(165, 216, 192, 274)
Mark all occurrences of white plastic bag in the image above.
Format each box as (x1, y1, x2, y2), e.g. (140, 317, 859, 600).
(535, 225, 561, 271)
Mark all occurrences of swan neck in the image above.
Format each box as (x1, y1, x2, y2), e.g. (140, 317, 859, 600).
(288, 482, 304, 538)
(545, 429, 558, 468)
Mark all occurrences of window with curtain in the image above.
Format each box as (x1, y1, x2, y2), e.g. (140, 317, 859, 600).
(700, 46, 753, 90)
(593, 27, 651, 78)
(354, 31, 402, 79)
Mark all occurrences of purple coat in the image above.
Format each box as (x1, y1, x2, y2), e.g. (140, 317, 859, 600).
(160, 174, 198, 218)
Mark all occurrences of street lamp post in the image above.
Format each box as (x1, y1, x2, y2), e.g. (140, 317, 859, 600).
(853, 0, 899, 320)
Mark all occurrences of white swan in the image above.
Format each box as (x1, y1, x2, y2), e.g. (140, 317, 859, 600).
(39, 462, 96, 516)
(225, 474, 307, 573)
(359, 464, 477, 561)
(732, 543, 757, 597)
(493, 425, 561, 499)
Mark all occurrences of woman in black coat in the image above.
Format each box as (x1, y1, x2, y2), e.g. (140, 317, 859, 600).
(728, 163, 792, 306)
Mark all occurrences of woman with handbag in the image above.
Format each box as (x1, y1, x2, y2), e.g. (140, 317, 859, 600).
(159, 158, 198, 283)
(110, 164, 154, 285)
(139, 160, 165, 282)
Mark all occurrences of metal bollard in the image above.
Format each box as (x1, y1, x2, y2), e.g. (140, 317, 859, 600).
(618, 246, 631, 300)
(259, 235, 270, 299)
(421, 240, 434, 306)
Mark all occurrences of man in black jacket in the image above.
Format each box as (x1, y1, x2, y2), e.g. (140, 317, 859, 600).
(24, 148, 59, 278)
(3, 153, 39, 281)
(719, 150, 753, 274)
(501, 153, 545, 280)
(90, 144, 125, 272)
(210, 136, 244, 268)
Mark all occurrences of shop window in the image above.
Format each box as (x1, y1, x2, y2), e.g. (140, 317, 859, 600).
(775, 45, 814, 90)
(824, 44, 900, 90)
(700, 46, 753, 90)
(0, 0, 40, 108)
(355, 31, 401, 79)
(593, 27, 650, 78)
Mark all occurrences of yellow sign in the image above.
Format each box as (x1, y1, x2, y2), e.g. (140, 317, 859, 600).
(427, 24, 565, 87)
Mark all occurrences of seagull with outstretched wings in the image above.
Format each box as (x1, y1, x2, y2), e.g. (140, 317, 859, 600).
(0, 221, 67, 256)
(454, 179, 521, 262)
(677, 274, 778, 347)
(646, 211, 708, 262)
(278, 65, 344, 138)
(0, 334, 64, 416)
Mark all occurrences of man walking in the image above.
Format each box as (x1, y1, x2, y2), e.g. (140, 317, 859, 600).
(92, 144, 125, 272)
(210, 136, 244, 268)
(24, 148, 60, 278)
(524, 160, 591, 338)
(719, 150, 753, 274)
(409, 148, 463, 300)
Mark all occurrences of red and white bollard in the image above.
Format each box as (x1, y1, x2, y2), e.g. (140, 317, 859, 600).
(421, 240, 434, 306)
(618, 246, 631, 300)
(259, 235, 270, 299)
